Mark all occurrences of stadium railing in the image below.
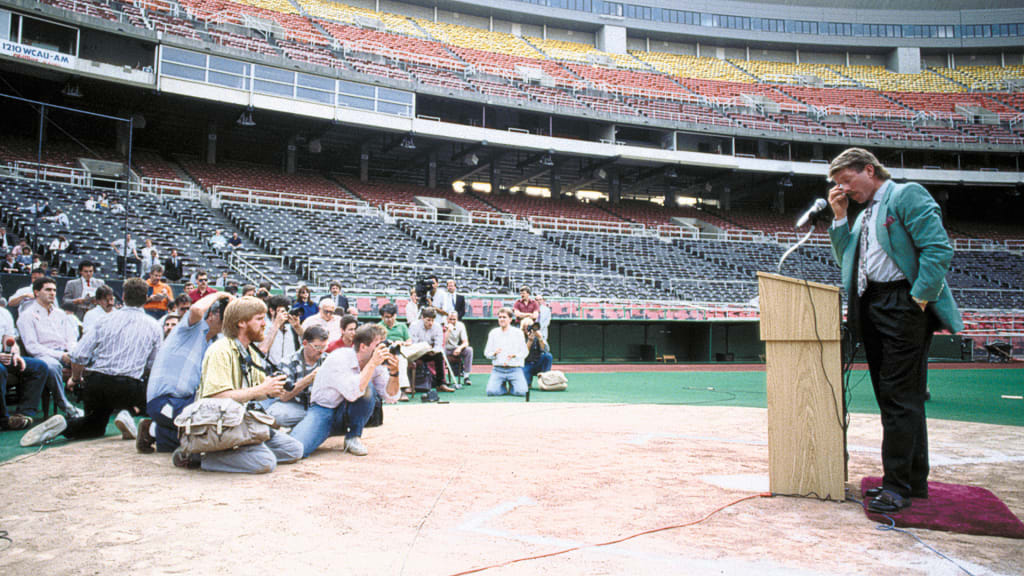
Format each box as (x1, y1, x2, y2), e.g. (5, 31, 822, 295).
(5, 161, 197, 198)
(212, 184, 372, 214)
(449, 211, 522, 228)
(383, 202, 437, 221)
(227, 251, 284, 289)
(278, 289, 763, 322)
(656, 224, 700, 241)
(774, 232, 833, 247)
(295, 257, 493, 291)
(527, 215, 646, 236)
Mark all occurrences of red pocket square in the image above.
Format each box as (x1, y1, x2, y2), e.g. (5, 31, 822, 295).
(884, 215, 896, 227)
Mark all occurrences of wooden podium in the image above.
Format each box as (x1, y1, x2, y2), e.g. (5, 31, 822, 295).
(757, 272, 845, 501)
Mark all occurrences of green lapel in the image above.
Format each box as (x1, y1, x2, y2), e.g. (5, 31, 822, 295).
(874, 180, 895, 260)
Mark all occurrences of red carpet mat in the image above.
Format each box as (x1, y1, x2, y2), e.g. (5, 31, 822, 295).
(861, 477, 1024, 539)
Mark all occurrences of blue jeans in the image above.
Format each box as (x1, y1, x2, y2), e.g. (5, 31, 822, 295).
(486, 366, 528, 396)
(263, 399, 308, 428)
(290, 392, 376, 458)
(523, 352, 553, 386)
(35, 355, 75, 412)
(0, 357, 48, 419)
(147, 395, 194, 452)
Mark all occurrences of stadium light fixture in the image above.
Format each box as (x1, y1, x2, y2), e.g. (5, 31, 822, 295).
(61, 81, 82, 98)
(400, 134, 416, 150)
(236, 108, 256, 127)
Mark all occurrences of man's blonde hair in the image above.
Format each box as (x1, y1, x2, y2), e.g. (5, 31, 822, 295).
(222, 296, 267, 339)
(829, 147, 892, 181)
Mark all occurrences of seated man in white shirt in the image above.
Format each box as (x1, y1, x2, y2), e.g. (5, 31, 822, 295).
(15, 276, 82, 417)
(208, 229, 228, 253)
(84, 196, 98, 212)
(289, 324, 400, 458)
(43, 209, 70, 228)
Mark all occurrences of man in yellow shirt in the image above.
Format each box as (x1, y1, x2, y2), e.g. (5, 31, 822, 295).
(174, 296, 303, 473)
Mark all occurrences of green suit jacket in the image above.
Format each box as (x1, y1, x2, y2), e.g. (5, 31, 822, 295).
(829, 180, 963, 333)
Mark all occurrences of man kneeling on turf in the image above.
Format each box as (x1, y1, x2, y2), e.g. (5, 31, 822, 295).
(175, 297, 303, 473)
(290, 324, 400, 458)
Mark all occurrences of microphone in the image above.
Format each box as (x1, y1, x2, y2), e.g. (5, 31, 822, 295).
(796, 198, 829, 228)
(2, 336, 14, 354)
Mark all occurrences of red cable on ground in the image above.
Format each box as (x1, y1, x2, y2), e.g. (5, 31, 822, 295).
(448, 492, 773, 576)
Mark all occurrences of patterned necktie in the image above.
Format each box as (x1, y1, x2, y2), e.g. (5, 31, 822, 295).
(857, 203, 873, 297)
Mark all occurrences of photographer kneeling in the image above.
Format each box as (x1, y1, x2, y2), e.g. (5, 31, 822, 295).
(262, 325, 328, 428)
(521, 318, 553, 388)
(290, 324, 400, 458)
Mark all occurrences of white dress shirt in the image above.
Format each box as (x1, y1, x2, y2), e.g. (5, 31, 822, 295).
(310, 347, 397, 407)
(16, 301, 79, 360)
(484, 326, 528, 367)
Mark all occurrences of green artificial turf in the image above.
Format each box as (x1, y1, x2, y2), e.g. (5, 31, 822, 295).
(437, 368, 1024, 427)
(2, 368, 1021, 463)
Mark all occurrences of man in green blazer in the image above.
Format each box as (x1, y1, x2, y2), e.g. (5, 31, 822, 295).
(827, 148, 962, 514)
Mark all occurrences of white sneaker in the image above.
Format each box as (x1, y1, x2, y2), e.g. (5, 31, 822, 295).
(20, 415, 68, 447)
(343, 436, 368, 456)
(65, 405, 84, 419)
(114, 410, 137, 440)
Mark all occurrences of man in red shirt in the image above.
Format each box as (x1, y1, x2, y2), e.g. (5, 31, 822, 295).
(188, 270, 217, 303)
(512, 286, 539, 325)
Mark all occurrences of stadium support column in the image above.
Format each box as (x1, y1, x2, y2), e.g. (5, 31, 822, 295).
(887, 47, 921, 74)
(427, 152, 437, 189)
(206, 121, 217, 165)
(360, 143, 369, 183)
(550, 159, 563, 199)
(286, 136, 297, 174)
(609, 169, 621, 204)
(490, 158, 501, 194)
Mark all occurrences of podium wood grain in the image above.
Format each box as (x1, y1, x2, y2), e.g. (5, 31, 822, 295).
(757, 272, 845, 501)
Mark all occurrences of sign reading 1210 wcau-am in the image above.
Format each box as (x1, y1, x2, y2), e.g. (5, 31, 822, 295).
(0, 39, 76, 70)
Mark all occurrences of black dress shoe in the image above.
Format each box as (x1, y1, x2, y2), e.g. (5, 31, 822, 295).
(866, 489, 911, 513)
(865, 486, 928, 499)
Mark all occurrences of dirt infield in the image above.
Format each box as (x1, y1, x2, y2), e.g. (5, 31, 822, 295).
(1, 403, 1021, 576)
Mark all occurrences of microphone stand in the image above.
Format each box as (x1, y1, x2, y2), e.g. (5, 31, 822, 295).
(778, 226, 817, 275)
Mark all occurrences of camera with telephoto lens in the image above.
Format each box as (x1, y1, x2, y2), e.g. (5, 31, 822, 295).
(382, 339, 403, 356)
(527, 322, 541, 333)
(289, 305, 303, 317)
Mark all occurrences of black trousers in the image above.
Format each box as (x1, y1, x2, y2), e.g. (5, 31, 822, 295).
(857, 281, 934, 498)
(415, 352, 447, 390)
(64, 372, 146, 440)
